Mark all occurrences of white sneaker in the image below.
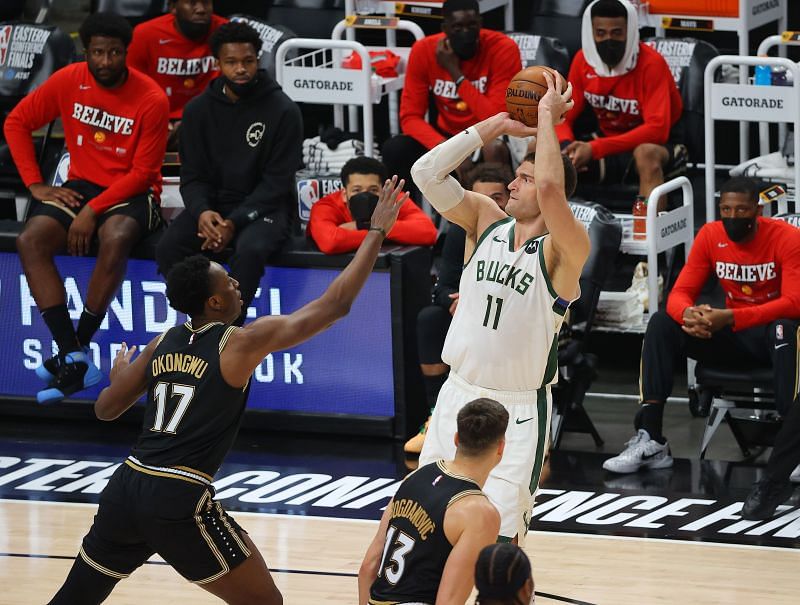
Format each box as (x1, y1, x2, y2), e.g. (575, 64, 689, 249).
(790, 464, 800, 483)
(602, 429, 674, 474)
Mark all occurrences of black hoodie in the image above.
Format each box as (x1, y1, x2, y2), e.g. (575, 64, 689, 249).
(179, 70, 303, 230)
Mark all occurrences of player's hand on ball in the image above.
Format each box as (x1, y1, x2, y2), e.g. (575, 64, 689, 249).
(370, 176, 409, 237)
(494, 112, 537, 138)
(538, 71, 574, 125)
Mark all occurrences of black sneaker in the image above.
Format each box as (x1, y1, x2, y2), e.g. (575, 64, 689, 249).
(35, 346, 90, 385)
(35, 353, 65, 384)
(665, 143, 689, 180)
(741, 479, 794, 520)
(36, 350, 102, 405)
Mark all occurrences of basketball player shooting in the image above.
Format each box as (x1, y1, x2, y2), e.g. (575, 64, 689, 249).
(410, 71, 589, 543)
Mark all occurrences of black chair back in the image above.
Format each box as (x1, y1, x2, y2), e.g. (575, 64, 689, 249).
(0, 22, 75, 188)
(644, 37, 719, 163)
(92, 0, 166, 18)
(229, 15, 296, 79)
(267, 0, 345, 40)
(0, 22, 75, 108)
(568, 201, 622, 331)
(505, 33, 570, 75)
(528, 0, 589, 60)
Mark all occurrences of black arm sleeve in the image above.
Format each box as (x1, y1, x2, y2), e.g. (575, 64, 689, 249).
(432, 224, 466, 308)
(226, 102, 304, 230)
(178, 104, 217, 221)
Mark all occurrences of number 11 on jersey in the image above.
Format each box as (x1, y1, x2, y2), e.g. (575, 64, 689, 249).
(483, 294, 504, 330)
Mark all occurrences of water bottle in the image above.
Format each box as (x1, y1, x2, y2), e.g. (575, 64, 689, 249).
(771, 66, 789, 86)
(754, 65, 772, 86)
(370, 68, 381, 104)
(632, 195, 647, 241)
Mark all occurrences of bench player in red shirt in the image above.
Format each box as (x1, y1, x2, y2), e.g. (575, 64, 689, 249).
(127, 0, 227, 149)
(382, 0, 521, 200)
(556, 0, 684, 210)
(603, 177, 800, 518)
(4, 13, 169, 404)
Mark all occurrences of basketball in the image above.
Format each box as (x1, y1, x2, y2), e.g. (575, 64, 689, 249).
(505, 66, 567, 127)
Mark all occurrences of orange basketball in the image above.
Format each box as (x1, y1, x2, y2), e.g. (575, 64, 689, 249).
(505, 66, 567, 127)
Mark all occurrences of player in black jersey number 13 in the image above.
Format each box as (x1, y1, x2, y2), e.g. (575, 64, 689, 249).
(359, 398, 508, 605)
(46, 178, 409, 605)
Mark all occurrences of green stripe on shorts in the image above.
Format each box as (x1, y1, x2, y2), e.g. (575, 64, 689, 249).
(529, 388, 548, 495)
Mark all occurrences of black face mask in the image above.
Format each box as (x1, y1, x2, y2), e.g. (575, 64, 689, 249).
(176, 16, 210, 41)
(596, 39, 626, 68)
(222, 75, 260, 99)
(722, 217, 756, 242)
(449, 29, 480, 61)
(348, 191, 379, 228)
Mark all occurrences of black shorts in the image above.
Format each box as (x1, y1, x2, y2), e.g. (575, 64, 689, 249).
(575, 134, 687, 186)
(27, 179, 162, 235)
(79, 462, 250, 584)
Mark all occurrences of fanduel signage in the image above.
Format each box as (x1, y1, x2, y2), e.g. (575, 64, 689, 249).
(0, 253, 395, 417)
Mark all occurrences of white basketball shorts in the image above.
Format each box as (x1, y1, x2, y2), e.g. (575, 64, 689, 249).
(418, 371, 551, 544)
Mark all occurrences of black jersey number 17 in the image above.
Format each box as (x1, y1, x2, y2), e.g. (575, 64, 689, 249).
(151, 382, 196, 434)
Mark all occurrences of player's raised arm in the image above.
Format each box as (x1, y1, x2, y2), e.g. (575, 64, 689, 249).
(219, 178, 408, 388)
(536, 71, 590, 289)
(410, 115, 534, 238)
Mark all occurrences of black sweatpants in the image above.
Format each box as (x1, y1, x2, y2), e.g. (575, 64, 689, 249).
(641, 310, 800, 481)
(156, 208, 289, 311)
(416, 305, 452, 365)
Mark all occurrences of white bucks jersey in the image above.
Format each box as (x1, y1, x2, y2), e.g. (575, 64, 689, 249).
(442, 217, 569, 391)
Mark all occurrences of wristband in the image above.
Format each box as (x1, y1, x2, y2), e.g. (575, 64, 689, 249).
(356, 219, 371, 231)
(454, 75, 466, 88)
(369, 226, 387, 238)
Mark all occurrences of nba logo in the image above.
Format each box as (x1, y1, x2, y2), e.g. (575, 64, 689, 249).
(297, 179, 319, 222)
(52, 152, 70, 187)
(776, 324, 784, 341)
(0, 26, 12, 67)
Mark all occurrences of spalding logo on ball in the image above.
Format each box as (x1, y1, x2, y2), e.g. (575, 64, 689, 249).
(505, 65, 567, 127)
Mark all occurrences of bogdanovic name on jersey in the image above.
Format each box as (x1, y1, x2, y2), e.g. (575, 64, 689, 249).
(388, 498, 436, 540)
(475, 259, 534, 295)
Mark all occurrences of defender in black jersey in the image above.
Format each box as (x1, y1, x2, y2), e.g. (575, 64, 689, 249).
(359, 398, 508, 605)
(47, 177, 409, 605)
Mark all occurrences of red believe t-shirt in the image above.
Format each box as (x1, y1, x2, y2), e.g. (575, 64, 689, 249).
(3, 62, 169, 214)
(400, 29, 522, 150)
(127, 13, 227, 119)
(555, 43, 682, 160)
(666, 217, 800, 331)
